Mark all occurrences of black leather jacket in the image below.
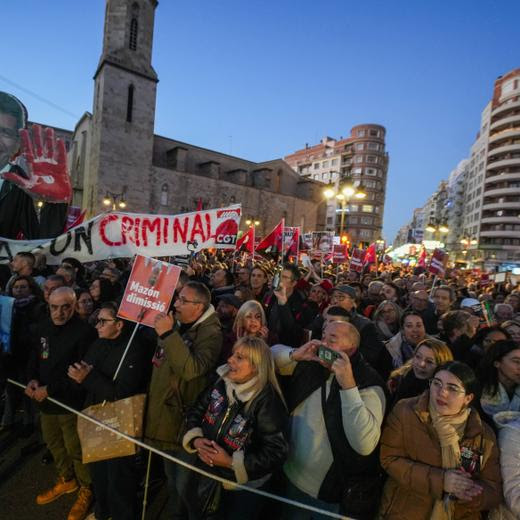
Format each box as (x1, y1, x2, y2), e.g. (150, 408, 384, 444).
(186, 377, 289, 482)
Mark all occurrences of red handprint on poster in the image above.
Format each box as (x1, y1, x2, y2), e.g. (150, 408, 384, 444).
(2, 123, 72, 203)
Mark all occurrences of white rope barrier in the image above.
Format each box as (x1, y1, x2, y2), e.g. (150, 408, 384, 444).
(7, 378, 351, 520)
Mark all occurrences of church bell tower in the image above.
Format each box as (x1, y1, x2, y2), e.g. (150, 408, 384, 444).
(85, 0, 158, 215)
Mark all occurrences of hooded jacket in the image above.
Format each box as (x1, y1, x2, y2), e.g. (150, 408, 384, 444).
(144, 305, 222, 451)
(380, 392, 502, 519)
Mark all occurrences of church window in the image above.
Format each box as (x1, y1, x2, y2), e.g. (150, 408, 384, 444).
(160, 184, 169, 206)
(129, 18, 138, 50)
(126, 85, 134, 122)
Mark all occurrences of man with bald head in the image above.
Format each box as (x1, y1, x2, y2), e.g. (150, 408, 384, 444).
(272, 321, 386, 518)
(26, 287, 96, 519)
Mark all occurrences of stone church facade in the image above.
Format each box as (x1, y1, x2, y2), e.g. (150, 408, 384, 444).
(65, 0, 324, 236)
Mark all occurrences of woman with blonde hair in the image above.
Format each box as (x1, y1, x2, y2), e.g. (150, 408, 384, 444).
(178, 336, 288, 519)
(233, 300, 268, 340)
(387, 338, 453, 409)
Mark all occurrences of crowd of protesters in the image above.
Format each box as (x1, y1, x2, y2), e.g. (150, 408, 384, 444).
(1, 249, 520, 520)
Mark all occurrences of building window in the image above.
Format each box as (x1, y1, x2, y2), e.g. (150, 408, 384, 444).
(126, 84, 134, 122)
(322, 160, 329, 168)
(349, 204, 359, 212)
(369, 129, 379, 137)
(361, 216, 373, 225)
(314, 163, 319, 169)
(357, 130, 366, 137)
(365, 168, 377, 176)
(331, 159, 338, 166)
(352, 167, 362, 174)
(355, 143, 364, 151)
(367, 142, 379, 150)
(366, 155, 377, 163)
(129, 18, 138, 50)
(355, 156, 363, 163)
(362, 205, 373, 213)
(160, 183, 169, 206)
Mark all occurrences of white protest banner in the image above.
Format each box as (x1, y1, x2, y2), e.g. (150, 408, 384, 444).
(117, 255, 181, 328)
(0, 205, 241, 265)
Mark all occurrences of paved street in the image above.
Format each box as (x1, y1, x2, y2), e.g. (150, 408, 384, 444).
(0, 424, 169, 520)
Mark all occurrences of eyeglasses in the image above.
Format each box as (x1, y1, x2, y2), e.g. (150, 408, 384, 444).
(177, 296, 202, 305)
(429, 378, 466, 395)
(95, 318, 117, 326)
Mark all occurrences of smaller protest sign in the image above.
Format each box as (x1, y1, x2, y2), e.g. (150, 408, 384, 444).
(333, 244, 349, 263)
(428, 249, 448, 277)
(311, 231, 334, 255)
(0, 295, 15, 354)
(349, 248, 366, 272)
(283, 227, 300, 257)
(117, 255, 181, 328)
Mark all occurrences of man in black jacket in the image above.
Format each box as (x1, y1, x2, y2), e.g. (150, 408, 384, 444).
(330, 285, 393, 378)
(265, 263, 316, 347)
(26, 287, 96, 520)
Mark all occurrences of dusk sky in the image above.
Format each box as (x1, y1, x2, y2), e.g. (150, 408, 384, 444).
(2, 0, 519, 241)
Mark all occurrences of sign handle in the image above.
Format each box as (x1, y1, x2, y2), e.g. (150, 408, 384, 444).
(112, 322, 140, 382)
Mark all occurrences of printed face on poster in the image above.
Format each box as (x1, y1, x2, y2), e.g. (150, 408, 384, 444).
(117, 255, 181, 327)
(311, 231, 334, 255)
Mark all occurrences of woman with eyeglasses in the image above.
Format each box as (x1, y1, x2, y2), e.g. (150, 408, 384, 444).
(387, 338, 453, 409)
(379, 361, 502, 519)
(67, 302, 148, 520)
(478, 340, 520, 425)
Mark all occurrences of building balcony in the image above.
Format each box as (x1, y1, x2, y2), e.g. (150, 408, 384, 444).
(486, 158, 520, 171)
(479, 230, 520, 239)
(481, 216, 520, 225)
(483, 187, 520, 198)
(488, 128, 520, 144)
(489, 114, 520, 132)
(485, 172, 520, 185)
(482, 201, 520, 211)
(488, 143, 520, 157)
(491, 100, 520, 118)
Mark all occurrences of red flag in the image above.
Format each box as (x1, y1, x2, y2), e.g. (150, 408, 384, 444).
(64, 208, 86, 232)
(236, 227, 254, 253)
(364, 243, 377, 265)
(256, 219, 284, 255)
(349, 248, 366, 272)
(428, 248, 448, 276)
(418, 244, 427, 267)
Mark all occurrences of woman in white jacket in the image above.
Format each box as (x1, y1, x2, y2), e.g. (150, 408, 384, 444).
(491, 411, 520, 519)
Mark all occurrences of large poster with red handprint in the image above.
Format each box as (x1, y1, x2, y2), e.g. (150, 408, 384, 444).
(0, 91, 71, 203)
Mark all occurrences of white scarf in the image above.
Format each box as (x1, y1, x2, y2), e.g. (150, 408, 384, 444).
(481, 382, 520, 417)
(216, 364, 261, 404)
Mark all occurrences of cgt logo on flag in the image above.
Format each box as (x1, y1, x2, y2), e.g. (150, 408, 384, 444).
(214, 208, 241, 247)
(429, 248, 448, 276)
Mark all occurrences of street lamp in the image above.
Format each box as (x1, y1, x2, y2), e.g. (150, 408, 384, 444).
(460, 236, 478, 247)
(323, 175, 366, 236)
(245, 217, 260, 228)
(425, 218, 449, 239)
(103, 190, 127, 211)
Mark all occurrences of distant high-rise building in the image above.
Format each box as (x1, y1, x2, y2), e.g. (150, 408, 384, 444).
(284, 125, 389, 246)
(476, 68, 520, 268)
